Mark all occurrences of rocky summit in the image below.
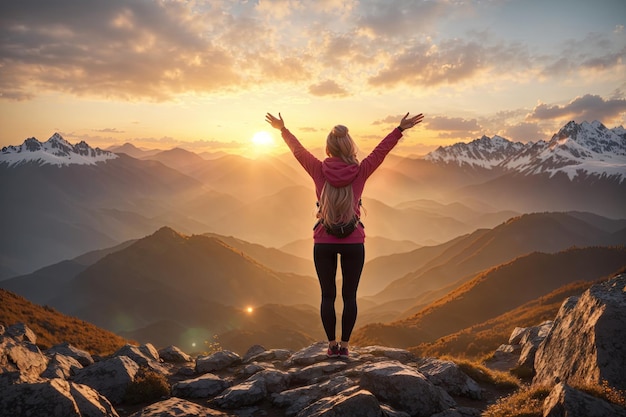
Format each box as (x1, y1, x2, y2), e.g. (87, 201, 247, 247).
(1, 273, 625, 417)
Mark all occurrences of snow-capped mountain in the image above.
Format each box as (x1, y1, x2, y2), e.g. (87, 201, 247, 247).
(426, 135, 527, 169)
(0, 133, 117, 167)
(426, 121, 626, 181)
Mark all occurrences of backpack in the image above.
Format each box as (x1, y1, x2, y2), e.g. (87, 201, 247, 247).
(314, 199, 363, 238)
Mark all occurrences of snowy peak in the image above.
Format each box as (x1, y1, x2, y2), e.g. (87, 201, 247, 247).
(550, 120, 626, 156)
(0, 133, 117, 167)
(426, 121, 626, 182)
(426, 134, 525, 169)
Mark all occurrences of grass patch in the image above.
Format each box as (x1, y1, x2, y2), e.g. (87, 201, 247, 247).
(442, 355, 521, 389)
(483, 385, 550, 417)
(123, 367, 170, 405)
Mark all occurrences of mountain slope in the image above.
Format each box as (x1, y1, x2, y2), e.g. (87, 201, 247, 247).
(370, 212, 626, 304)
(41, 227, 319, 337)
(0, 288, 128, 354)
(351, 246, 626, 348)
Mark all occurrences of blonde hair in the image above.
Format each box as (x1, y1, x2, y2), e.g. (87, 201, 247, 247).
(318, 125, 359, 225)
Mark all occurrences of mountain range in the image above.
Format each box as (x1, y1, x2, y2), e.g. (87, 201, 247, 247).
(2, 211, 625, 355)
(2, 120, 624, 278)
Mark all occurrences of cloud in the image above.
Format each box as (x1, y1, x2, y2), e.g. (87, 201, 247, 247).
(93, 128, 125, 133)
(501, 122, 546, 142)
(425, 116, 481, 132)
(527, 94, 626, 123)
(308, 80, 348, 97)
(367, 37, 530, 88)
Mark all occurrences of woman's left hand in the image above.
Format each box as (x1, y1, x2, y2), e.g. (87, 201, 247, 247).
(266, 112, 285, 130)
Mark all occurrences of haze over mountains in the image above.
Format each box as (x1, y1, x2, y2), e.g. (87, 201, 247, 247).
(1, 119, 625, 356)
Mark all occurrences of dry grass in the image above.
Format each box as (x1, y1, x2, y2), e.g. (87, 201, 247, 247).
(1, 289, 128, 355)
(442, 355, 521, 389)
(483, 385, 550, 417)
(483, 380, 626, 417)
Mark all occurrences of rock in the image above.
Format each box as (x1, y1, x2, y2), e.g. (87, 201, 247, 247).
(272, 375, 356, 416)
(508, 327, 527, 345)
(40, 353, 83, 379)
(515, 321, 553, 374)
(196, 350, 241, 373)
(533, 275, 626, 389)
(379, 403, 411, 417)
(129, 397, 229, 416)
(356, 360, 456, 417)
(291, 360, 348, 384)
(47, 342, 94, 366)
(357, 346, 415, 362)
(158, 345, 192, 363)
(171, 373, 231, 398)
(245, 348, 292, 363)
(242, 344, 267, 362)
(214, 377, 267, 408)
(138, 343, 160, 361)
(296, 388, 383, 417)
(0, 378, 119, 417)
(0, 335, 48, 383)
(73, 355, 139, 404)
(6, 323, 38, 344)
(247, 368, 290, 394)
(113, 344, 168, 374)
(284, 341, 329, 367)
(542, 382, 626, 417)
(418, 358, 482, 399)
(430, 407, 482, 417)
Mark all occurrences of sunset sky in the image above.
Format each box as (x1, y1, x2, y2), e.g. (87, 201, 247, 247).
(1, 0, 625, 156)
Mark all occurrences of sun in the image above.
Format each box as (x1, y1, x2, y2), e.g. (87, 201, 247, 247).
(251, 131, 274, 147)
(245, 306, 254, 314)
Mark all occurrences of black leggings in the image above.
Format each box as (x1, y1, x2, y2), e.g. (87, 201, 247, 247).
(313, 243, 365, 343)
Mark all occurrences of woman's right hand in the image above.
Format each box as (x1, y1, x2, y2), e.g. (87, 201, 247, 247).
(266, 112, 285, 130)
(399, 113, 424, 131)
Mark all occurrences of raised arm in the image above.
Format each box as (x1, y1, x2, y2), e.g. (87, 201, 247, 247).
(265, 112, 322, 179)
(360, 112, 424, 178)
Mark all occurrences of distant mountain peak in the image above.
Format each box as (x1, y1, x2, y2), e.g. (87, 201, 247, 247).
(1, 133, 118, 167)
(425, 120, 626, 182)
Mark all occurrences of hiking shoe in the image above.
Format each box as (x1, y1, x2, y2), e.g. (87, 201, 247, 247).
(327, 344, 340, 358)
(339, 347, 349, 358)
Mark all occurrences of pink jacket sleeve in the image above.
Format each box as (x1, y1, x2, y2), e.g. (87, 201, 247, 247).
(281, 127, 323, 180)
(359, 128, 403, 179)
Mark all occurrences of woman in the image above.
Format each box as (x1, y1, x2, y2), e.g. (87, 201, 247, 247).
(266, 111, 424, 358)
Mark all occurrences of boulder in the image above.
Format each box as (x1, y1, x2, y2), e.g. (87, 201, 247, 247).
(296, 388, 383, 417)
(47, 342, 94, 366)
(158, 345, 192, 363)
(533, 274, 626, 389)
(113, 344, 168, 374)
(73, 355, 139, 404)
(431, 407, 482, 417)
(129, 397, 229, 417)
(247, 368, 290, 394)
(40, 353, 83, 379)
(272, 375, 356, 416)
(245, 348, 292, 363)
(357, 346, 415, 363)
(138, 343, 160, 361)
(0, 335, 48, 383)
(542, 382, 626, 417)
(418, 358, 482, 399)
(171, 373, 230, 398)
(356, 360, 456, 417)
(515, 321, 553, 375)
(214, 377, 267, 408)
(242, 344, 267, 362)
(291, 360, 348, 384)
(0, 378, 118, 417)
(284, 341, 329, 367)
(196, 350, 241, 373)
(6, 323, 37, 344)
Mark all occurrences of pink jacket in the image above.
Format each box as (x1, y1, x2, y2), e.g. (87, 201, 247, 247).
(281, 127, 404, 244)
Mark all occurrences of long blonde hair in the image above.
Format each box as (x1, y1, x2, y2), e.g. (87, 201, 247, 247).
(318, 125, 359, 225)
